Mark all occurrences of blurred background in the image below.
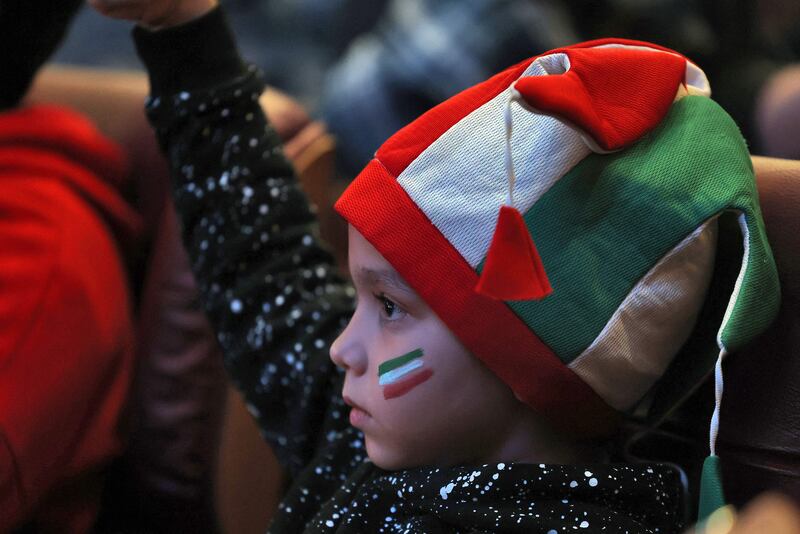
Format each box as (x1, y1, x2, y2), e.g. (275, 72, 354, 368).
(54, 0, 800, 180)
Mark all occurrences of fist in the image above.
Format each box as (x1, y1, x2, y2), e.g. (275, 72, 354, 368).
(88, 0, 217, 30)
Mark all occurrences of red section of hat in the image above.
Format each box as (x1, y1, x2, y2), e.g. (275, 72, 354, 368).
(514, 46, 686, 152)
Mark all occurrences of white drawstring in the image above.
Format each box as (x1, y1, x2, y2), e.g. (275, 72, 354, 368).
(708, 347, 726, 456)
(504, 88, 521, 207)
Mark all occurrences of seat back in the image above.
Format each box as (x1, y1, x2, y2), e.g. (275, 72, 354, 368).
(717, 156, 800, 507)
(619, 156, 800, 519)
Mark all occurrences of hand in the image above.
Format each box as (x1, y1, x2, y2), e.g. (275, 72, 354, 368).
(88, 0, 218, 30)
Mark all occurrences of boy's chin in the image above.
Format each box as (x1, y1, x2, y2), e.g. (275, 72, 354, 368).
(365, 437, 423, 471)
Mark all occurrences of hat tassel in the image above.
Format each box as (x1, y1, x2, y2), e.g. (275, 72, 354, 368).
(476, 89, 553, 301)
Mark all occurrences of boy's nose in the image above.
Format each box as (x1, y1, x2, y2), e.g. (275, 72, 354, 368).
(329, 317, 368, 375)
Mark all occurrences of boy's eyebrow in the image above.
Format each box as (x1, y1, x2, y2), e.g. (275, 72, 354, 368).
(354, 267, 415, 295)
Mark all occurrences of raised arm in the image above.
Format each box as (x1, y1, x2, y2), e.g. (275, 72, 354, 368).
(91, 0, 355, 475)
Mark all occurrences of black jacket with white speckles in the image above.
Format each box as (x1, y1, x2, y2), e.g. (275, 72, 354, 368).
(133, 7, 687, 533)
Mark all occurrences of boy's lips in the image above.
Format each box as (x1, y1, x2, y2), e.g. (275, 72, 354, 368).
(343, 395, 372, 428)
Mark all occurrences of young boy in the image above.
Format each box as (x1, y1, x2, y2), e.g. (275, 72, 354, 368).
(92, 0, 780, 531)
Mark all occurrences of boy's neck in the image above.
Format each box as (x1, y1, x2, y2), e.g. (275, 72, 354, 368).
(482, 404, 610, 465)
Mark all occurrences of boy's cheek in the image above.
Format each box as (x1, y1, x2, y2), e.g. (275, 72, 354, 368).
(378, 385, 447, 440)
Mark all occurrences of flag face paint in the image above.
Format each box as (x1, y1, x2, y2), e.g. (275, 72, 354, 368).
(383, 369, 434, 399)
(378, 348, 433, 399)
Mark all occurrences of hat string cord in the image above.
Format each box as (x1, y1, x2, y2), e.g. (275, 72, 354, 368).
(708, 348, 726, 456)
(504, 88, 522, 208)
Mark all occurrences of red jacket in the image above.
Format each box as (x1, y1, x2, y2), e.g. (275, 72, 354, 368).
(0, 105, 141, 532)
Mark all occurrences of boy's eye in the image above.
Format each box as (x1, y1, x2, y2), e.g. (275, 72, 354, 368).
(374, 293, 406, 322)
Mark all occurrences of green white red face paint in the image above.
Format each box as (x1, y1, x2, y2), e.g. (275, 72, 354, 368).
(378, 348, 433, 400)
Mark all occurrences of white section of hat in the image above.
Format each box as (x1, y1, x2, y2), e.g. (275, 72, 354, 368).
(395, 52, 590, 268)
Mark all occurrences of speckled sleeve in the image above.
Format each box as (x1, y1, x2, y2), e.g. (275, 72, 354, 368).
(133, 8, 354, 475)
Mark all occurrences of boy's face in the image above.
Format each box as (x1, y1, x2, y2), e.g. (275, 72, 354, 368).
(330, 225, 529, 470)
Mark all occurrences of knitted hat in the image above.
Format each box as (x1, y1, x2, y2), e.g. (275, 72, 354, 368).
(334, 36, 779, 468)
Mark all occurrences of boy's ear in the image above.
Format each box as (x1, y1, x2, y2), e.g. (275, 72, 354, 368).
(513, 46, 687, 152)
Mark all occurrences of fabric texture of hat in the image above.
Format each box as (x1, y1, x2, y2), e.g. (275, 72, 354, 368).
(334, 38, 780, 442)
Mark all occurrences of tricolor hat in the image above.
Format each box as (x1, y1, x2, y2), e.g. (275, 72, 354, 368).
(334, 39, 780, 445)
